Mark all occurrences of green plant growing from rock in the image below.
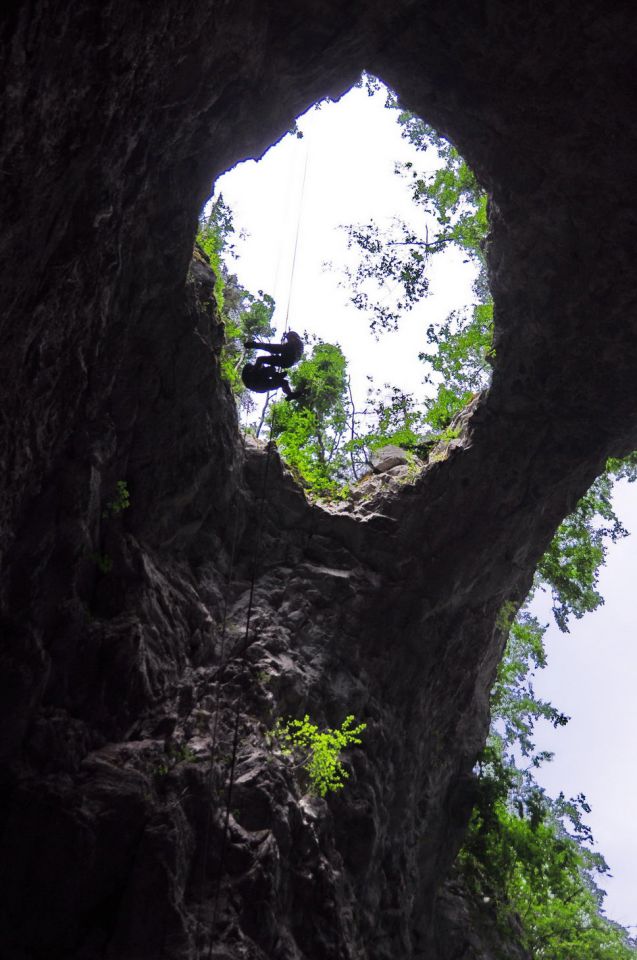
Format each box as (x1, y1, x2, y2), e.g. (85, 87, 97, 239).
(102, 480, 130, 519)
(153, 743, 197, 777)
(196, 194, 276, 404)
(90, 551, 113, 575)
(91, 480, 131, 575)
(271, 714, 366, 798)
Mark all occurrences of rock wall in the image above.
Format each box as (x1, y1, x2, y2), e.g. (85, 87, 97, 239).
(2, 3, 637, 958)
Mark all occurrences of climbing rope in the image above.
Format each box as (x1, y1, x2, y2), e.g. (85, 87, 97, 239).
(249, 135, 310, 437)
(202, 414, 278, 959)
(197, 127, 311, 959)
(283, 138, 310, 335)
(194, 501, 240, 954)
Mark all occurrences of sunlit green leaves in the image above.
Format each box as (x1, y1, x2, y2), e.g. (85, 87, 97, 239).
(492, 612, 568, 757)
(421, 302, 493, 392)
(269, 342, 350, 497)
(197, 195, 276, 405)
(271, 714, 366, 797)
(537, 471, 629, 632)
(197, 194, 235, 311)
(462, 741, 637, 958)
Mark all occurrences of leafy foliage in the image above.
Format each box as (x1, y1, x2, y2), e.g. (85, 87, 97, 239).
(491, 611, 568, 758)
(341, 115, 488, 335)
(271, 714, 366, 798)
(537, 466, 634, 631)
(102, 480, 130, 519)
(357, 384, 427, 452)
(197, 195, 276, 406)
(468, 577, 637, 956)
(268, 342, 351, 497)
(461, 738, 636, 959)
(197, 194, 234, 311)
(269, 352, 456, 496)
(222, 289, 276, 399)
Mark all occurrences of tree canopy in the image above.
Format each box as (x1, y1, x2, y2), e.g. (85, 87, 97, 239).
(268, 341, 351, 497)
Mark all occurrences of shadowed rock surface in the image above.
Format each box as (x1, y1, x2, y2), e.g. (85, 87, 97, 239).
(2, 3, 637, 958)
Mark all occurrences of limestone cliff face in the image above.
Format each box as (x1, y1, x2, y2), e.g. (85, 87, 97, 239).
(2, 4, 637, 959)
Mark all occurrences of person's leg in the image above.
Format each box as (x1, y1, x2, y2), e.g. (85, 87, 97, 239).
(274, 344, 297, 368)
(255, 353, 284, 369)
(284, 386, 308, 402)
(253, 344, 284, 366)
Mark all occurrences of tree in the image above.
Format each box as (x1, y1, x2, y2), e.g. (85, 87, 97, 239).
(342, 116, 488, 336)
(463, 614, 637, 959)
(268, 341, 351, 497)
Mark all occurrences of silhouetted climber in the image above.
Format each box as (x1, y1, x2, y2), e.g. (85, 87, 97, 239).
(245, 330, 304, 370)
(241, 362, 306, 401)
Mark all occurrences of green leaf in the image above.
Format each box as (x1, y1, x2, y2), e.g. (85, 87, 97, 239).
(271, 713, 366, 797)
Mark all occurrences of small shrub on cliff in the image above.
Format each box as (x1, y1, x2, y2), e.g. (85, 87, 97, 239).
(271, 714, 366, 797)
(197, 194, 233, 312)
(197, 194, 276, 405)
(102, 480, 130, 519)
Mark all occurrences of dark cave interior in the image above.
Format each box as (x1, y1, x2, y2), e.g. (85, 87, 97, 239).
(2, 4, 637, 958)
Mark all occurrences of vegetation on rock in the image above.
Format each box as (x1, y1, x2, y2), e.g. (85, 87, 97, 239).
(197, 196, 276, 407)
(271, 714, 366, 798)
(267, 341, 352, 497)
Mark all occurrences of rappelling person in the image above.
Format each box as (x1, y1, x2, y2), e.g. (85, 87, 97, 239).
(241, 362, 307, 401)
(244, 330, 304, 370)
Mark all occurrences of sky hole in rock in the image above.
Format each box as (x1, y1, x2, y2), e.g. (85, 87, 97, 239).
(210, 77, 637, 930)
(211, 80, 477, 416)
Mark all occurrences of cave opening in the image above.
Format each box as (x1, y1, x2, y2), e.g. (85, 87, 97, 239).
(210, 77, 477, 418)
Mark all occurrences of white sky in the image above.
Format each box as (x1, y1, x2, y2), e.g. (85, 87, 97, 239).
(214, 83, 637, 930)
(532, 478, 637, 930)
(214, 85, 476, 412)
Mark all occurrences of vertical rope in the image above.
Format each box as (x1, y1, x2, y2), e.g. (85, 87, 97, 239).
(283, 142, 310, 334)
(203, 414, 277, 960)
(194, 503, 240, 955)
